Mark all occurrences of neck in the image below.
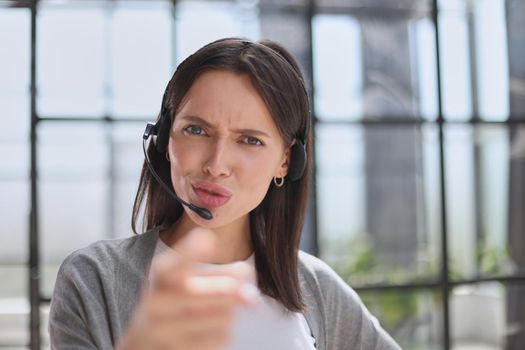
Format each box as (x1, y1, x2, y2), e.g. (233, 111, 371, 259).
(161, 214, 253, 264)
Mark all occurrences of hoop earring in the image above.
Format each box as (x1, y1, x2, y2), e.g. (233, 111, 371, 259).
(273, 176, 284, 187)
(165, 152, 170, 162)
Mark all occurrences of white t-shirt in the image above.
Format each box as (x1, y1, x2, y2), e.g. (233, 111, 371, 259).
(151, 238, 317, 350)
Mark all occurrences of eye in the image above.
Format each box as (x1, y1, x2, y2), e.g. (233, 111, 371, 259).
(242, 136, 264, 147)
(183, 125, 206, 136)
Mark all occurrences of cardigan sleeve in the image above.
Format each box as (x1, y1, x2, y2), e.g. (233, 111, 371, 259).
(48, 250, 117, 350)
(299, 252, 401, 350)
(48, 231, 158, 350)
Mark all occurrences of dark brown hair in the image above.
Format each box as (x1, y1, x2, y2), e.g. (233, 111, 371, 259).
(132, 37, 312, 312)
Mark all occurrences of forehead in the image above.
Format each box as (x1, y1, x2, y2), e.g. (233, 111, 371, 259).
(176, 70, 280, 135)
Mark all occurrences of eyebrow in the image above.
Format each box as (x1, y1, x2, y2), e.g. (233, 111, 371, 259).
(178, 115, 272, 138)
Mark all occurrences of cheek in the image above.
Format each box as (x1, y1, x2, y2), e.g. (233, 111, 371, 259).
(235, 153, 278, 197)
(236, 175, 272, 214)
(168, 142, 198, 188)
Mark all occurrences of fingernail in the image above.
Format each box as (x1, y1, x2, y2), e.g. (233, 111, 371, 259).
(239, 283, 260, 305)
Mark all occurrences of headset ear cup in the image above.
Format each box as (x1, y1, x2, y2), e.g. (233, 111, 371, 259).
(288, 141, 306, 181)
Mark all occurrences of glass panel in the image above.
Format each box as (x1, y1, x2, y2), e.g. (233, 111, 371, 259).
(446, 125, 525, 280)
(111, 123, 145, 237)
(355, 15, 433, 119)
(38, 122, 108, 178)
(438, 0, 467, 12)
(317, 0, 431, 12)
(41, 304, 50, 350)
(112, 123, 144, 182)
(317, 124, 441, 286)
(416, 18, 439, 121)
(313, 12, 436, 120)
(438, 7, 472, 121)
(0, 182, 29, 264)
(0, 8, 29, 94)
(0, 10, 30, 265)
(0, 139, 29, 180)
(37, 2, 106, 117)
(445, 125, 477, 278)
(312, 15, 363, 121)
(0, 7, 30, 153)
(0, 95, 30, 143)
(360, 289, 443, 350)
(258, 4, 310, 85)
(38, 122, 109, 297)
(439, 0, 509, 121)
(175, 0, 260, 64)
(474, 0, 509, 121)
(0, 260, 28, 347)
(0, 293, 28, 349)
(259, 0, 306, 6)
(451, 282, 525, 350)
(506, 0, 525, 119)
(0, 8, 30, 349)
(111, 1, 172, 118)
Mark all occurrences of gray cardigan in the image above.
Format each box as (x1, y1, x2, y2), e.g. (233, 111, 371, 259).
(49, 229, 400, 350)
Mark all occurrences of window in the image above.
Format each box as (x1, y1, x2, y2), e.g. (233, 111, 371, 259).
(2, 0, 524, 349)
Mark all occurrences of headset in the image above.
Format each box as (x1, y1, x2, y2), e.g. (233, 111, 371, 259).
(142, 68, 308, 221)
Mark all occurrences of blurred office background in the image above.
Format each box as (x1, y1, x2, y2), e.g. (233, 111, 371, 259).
(1, 0, 525, 349)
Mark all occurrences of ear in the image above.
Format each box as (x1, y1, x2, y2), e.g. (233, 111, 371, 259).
(275, 142, 293, 178)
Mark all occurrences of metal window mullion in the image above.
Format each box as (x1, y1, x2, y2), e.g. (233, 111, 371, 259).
(305, 0, 319, 256)
(29, 0, 41, 349)
(431, 1, 451, 349)
(103, 2, 116, 239)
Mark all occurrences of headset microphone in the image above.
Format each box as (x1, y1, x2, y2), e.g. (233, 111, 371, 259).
(142, 123, 213, 220)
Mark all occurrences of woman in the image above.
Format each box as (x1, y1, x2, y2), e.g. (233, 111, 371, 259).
(49, 37, 400, 350)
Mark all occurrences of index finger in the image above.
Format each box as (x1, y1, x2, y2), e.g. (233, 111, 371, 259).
(151, 227, 215, 288)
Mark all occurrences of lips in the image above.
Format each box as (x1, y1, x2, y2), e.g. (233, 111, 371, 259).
(191, 180, 232, 209)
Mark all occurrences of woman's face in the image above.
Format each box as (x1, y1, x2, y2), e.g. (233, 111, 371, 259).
(167, 69, 290, 229)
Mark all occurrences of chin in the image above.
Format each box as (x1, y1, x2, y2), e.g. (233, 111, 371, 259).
(189, 207, 250, 229)
(185, 208, 222, 227)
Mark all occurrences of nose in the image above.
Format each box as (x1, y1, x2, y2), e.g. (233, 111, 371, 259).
(202, 138, 232, 178)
